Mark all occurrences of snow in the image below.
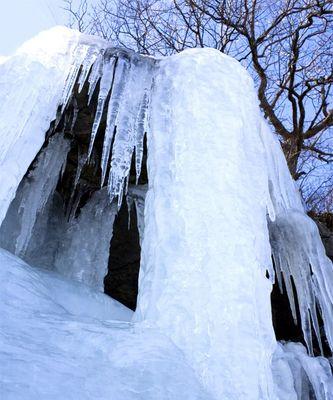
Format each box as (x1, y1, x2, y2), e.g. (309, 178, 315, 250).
(0, 249, 209, 400)
(0, 26, 333, 400)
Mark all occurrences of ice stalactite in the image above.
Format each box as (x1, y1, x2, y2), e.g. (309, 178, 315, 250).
(11, 134, 70, 257)
(272, 342, 333, 400)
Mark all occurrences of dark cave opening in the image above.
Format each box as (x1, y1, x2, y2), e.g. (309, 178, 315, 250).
(271, 273, 304, 344)
(104, 200, 141, 311)
(270, 264, 332, 357)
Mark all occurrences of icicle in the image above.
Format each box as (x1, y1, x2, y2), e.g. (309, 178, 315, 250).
(127, 185, 147, 245)
(134, 93, 149, 184)
(60, 149, 69, 179)
(87, 53, 104, 105)
(70, 97, 79, 133)
(107, 57, 154, 200)
(67, 187, 84, 221)
(269, 211, 333, 355)
(77, 46, 101, 93)
(126, 195, 132, 230)
(14, 134, 70, 255)
(74, 148, 87, 189)
(100, 57, 130, 185)
(87, 56, 116, 158)
(61, 44, 90, 112)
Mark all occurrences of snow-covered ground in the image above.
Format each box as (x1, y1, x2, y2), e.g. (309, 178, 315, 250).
(0, 249, 209, 400)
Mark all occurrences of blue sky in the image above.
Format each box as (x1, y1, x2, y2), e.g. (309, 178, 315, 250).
(0, 0, 68, 55)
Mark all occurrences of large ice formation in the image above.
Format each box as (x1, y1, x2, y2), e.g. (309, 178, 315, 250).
(0, 27, 332, 400)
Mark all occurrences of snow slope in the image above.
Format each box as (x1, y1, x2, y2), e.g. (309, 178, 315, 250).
(0, 249, 209, 400)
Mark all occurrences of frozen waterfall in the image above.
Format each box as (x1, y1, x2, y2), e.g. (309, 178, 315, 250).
(0, 27, 333, 400)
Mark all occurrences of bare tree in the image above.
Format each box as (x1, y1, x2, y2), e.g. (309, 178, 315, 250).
(63, 0, 333, 211)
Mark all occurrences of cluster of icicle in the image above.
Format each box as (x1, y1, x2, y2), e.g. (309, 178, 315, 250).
(261, 120, 333, 358)
(269, 212, 333, 356)
(60, 43, 156, 207)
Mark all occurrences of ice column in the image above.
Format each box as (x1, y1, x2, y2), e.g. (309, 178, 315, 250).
(135, 49, 277, 400)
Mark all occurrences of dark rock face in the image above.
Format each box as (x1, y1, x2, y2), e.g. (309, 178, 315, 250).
(104, 202, 141, 311)
(271, 275, 304, 345)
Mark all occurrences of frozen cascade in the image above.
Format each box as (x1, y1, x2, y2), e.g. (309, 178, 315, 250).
(272, 342, 333, 400)
(0, 27, 333, 400)
(54, 188, 117, 290)
(135, 49, 278, 400)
